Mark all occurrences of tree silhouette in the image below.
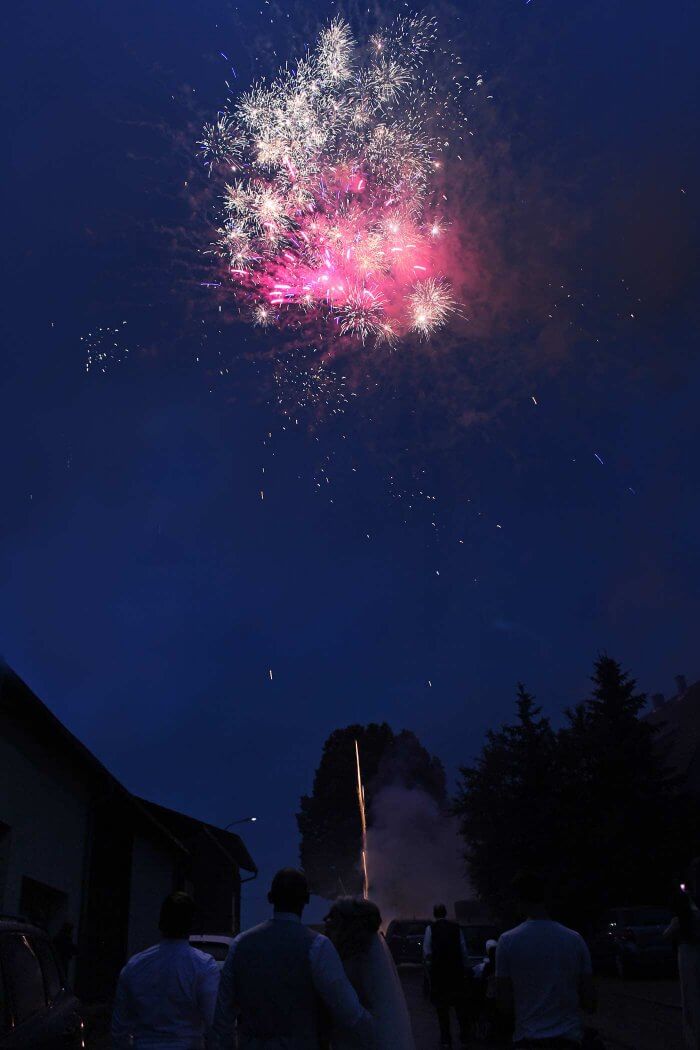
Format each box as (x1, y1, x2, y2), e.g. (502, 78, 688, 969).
(454, 683, 558, 918)
(455, 657, 699, 929)
(298, 722, 446, 897)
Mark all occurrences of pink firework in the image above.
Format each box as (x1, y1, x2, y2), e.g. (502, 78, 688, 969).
(201, 15, 461, 346)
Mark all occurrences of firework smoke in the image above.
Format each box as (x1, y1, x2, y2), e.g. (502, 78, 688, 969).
(201, 15, 464, 349)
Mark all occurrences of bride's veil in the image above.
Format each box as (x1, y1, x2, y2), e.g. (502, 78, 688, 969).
(365, 934, 416, 1050)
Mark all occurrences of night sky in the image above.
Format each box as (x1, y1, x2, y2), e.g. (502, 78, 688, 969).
(3, 0, 699, 924)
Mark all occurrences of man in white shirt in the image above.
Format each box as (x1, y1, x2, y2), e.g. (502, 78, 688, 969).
(496, 872, 596, 1048)
(112, 891, 220, 1050)
(212, 867, 374, 1049)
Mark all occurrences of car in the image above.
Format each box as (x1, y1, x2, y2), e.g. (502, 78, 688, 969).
(188, 935, 234, 969)
(0, 916, 86, 1049)
(385, 919, 430, 966)
(588, 905, 675, 978)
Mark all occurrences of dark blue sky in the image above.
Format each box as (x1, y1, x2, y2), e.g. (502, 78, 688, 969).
(3, 0, 699, 923)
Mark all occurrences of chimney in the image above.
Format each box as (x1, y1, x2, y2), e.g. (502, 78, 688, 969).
(675, 674, 687, 697)
(652, 693, 665, 711)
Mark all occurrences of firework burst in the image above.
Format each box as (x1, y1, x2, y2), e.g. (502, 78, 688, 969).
(408, 278, 459, 338)
(201, 14, 462, 349)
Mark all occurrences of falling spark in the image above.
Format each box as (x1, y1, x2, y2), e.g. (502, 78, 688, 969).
(355, 739, 369, 899)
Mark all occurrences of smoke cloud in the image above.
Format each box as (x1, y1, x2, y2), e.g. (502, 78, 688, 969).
(366, 784, 471, 924)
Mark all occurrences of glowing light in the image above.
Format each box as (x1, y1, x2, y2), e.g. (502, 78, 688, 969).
(408, 278, 458, 337)
(355, 739, 369, 899)
(201, 15, 462, 348)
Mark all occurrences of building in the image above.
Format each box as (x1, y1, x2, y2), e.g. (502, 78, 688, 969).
(0, 660, 256, 1001)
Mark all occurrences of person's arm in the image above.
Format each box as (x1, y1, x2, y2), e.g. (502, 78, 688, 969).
(310, 937, 375, 1046)
(211, 942, 239, 1050)
(577, 938, 597, 1014)
(423, 925, 432, 963)
(459, 930, 469, 967)
(196, 956, 222, 1040)
(494, 938, 513, 1014)
(111, 968, 135, 1050)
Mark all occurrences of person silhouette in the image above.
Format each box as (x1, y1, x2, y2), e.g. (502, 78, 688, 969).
(423, 904, 471, 1048)
(111, 892, 220, 1050)
(212, 868, 374, 1049)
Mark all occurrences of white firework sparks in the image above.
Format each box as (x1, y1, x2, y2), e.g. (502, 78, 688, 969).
(408, 278, 458, 337)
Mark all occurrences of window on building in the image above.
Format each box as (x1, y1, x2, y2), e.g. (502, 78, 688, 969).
(0, 934, 46, 1024)
(32, 937, 63, 1004)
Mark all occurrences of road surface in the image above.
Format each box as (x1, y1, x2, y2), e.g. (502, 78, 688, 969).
(399, 967, 684, 1049)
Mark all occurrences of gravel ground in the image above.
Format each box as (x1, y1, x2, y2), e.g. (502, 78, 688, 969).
(86, 970, 686, 1049)
(399, 967, 685, 1050)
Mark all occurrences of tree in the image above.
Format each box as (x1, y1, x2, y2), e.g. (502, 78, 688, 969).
(453, 683, 558, 919)
(557, 655, 680, 922)
(455, 656, 699, 930)
(298, 723, 446, 897)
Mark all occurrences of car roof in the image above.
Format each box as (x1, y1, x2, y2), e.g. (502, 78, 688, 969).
(189, 934, 234, 943)
(0, 916, 48, 937)
(608, 904, 670, 912)
(387, 918, 430, 927)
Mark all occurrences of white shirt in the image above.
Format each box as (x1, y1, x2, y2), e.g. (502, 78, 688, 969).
(496, 919, 592, 1044)
(112, 939, 220, 1050)
(212, 913, 372, 1049)
(422, 923, 470, 965)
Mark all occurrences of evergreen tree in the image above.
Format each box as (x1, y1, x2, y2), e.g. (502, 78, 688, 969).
(455, 656, 699, 929)
(558, 655, 677, 921)
(454, 683, 558, 918)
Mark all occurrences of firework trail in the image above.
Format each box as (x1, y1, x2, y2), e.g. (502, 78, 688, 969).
(355, 738, 369, 899)
(200, 14, 464, 349)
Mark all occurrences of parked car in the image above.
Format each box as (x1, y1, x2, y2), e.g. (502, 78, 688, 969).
(588, 906, 674, 978)
(188, 934, 234, 969)
(0, 916, 86, 1049)
(385, 919, 430, 966)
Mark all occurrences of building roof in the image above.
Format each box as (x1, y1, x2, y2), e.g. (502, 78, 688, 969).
(138, 798, 257, 874)
(646, 678, 700, 794)
(0, 660, 256, 865)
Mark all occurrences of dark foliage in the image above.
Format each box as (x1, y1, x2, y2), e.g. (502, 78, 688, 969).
(454, 656, 699, 930)
(298, 722, 446, 898)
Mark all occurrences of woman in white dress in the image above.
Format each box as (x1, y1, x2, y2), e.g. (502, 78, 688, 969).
(665, 886, 700, 1049)
(325, 897, 416, 1050)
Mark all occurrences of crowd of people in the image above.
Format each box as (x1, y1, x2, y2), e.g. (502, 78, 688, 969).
(110, 868, 700, 1050)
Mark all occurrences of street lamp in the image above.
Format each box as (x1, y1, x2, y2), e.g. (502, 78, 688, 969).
(224, 817, 257, 830)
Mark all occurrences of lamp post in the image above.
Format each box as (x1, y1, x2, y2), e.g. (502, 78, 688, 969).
(221, 818, 259, 933)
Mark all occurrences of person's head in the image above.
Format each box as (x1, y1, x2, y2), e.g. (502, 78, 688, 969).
(268, 868, 310, 916)
(159, 892, 195, 939)
(433, 903, 447, 920)
(324, 897, 382, 959)
(512, 871, 549, 917)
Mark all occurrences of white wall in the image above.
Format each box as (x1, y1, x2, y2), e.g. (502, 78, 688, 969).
(127, 830, 177, 957)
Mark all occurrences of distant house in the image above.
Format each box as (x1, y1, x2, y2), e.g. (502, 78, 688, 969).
(0, 661, 256, 1002)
